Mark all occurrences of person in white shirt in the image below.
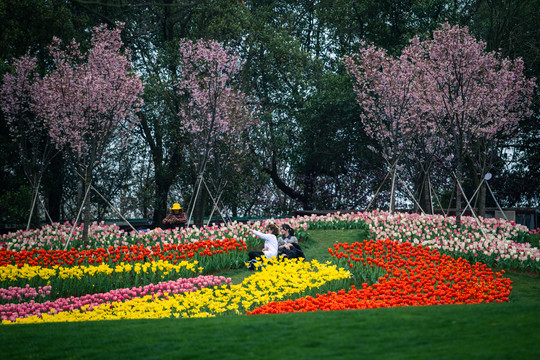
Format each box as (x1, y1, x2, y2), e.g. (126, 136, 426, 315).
(248, 224, 279, 269)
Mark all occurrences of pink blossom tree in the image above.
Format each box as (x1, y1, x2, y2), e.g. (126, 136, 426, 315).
(344, 23, 535, 223)
(36, 23, 143, 243)
(177, 39, 254, 226)
(0, 55, 58, 229)
(404, 23, 536, 223)
(343, 44, 423, 212)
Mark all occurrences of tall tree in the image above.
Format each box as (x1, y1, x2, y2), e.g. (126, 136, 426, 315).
(343, 44, 419, 212)
(114, 0, 249, 224)
(177, 38, 254, 225)
(0, 0, 97, 227)
(405, 23, 535, 223)
(0, 55, 58, 228)
(37, 23, 143, 243)
(344, 23, 536, 220)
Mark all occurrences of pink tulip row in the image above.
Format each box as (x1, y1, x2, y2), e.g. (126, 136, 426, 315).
(0, 221, 126, 251)
(1, 285, 52, 303)
(285, 210, 537, 267)
(1, 275, 231, 323)
(0, 219, 308, 251)
(0, 211, 534, 268)
(319, 211, 539, 264)
(366, 212, 539, 262)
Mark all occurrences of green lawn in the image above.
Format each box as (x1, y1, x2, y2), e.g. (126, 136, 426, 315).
(1, 229, 539, 360)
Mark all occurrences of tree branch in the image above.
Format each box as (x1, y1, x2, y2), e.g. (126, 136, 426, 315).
(262, 156, 306, 205)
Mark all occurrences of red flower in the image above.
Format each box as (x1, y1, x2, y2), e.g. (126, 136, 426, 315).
(248, 239, 512, 315)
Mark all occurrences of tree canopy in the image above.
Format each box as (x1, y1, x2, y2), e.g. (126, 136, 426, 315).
(0, 0, 538, 229)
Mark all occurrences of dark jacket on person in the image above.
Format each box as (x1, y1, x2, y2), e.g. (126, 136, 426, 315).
(162, 211, 187, 229)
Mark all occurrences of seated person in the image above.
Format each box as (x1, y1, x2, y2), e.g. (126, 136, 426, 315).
(278, 224, 298, 250)
(162, 203, 187, 229)
(247, 224, 279, 270)
(277, 224, 304, 259)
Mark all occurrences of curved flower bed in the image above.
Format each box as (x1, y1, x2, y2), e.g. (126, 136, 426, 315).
(0, 222, 265, 251)
(359, 212, 538, 271)
(248, 238, 512, 315)
(297, 211, 539, 272)
(5, 258, 350, 324)
(1, 275, 230, 323)
(2, 211, 536, 272)
(0, 238, 246, 272)
(1, 211, 537, 324)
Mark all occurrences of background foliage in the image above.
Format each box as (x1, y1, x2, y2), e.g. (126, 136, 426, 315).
(0, 0, 538, 229)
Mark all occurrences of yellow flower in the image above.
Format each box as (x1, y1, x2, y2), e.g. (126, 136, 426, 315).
(4, 258, 349, 324)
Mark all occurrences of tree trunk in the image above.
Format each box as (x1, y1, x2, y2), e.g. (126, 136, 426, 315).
(27, 177, 41, 230)
(478, 182, 487, 217)
(45, 155, 64, 222)
(193, 185, 207, 227)
(262, 158, 313, 210)
(390, 167, 396, 213)
(153, 175, 172, 227)
(302, 173, 315, 210)
(455, 161, 463, 227)
(76, 176, 83, 222)
(413, 166, 432, 214)
(81, 171, 92, 246)
(422, 174, 433, 214)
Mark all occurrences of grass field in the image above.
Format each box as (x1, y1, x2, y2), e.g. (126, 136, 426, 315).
(1, 229, 539, 360)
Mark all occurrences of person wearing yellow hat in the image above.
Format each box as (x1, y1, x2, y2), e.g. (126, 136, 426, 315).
(162, 203, 187, 229)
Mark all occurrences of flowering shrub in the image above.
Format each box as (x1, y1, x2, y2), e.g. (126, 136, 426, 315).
(248, 238, 512, 315)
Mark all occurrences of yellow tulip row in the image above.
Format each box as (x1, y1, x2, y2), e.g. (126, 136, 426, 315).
(0, 260, 202, 286)
(0, 260, 201, 283)
(8, 258, 351, 324)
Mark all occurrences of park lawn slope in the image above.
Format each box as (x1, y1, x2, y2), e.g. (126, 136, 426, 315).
(0, 300, 539, 360)
(0, 229, 539, 359)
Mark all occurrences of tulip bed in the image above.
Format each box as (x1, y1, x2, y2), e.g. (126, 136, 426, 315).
(305, 211, 539, 272)
(0, 222, 268, 251)
(248, 239, 512, 314)
(1, 275, 231, 323)
(0, 238, 247, 271)
(6, 258, 350, 324)
(1, 210, 538, 325)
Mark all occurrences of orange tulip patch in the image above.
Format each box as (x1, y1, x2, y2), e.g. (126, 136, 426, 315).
(248, 239, 512, 315)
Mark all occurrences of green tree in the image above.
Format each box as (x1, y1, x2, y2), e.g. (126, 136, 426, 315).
(470, 0, 540, 209)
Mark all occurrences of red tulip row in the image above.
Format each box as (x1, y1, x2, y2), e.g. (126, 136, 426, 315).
(0, 238, 247, 268)
(248, 239, 512, 314)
